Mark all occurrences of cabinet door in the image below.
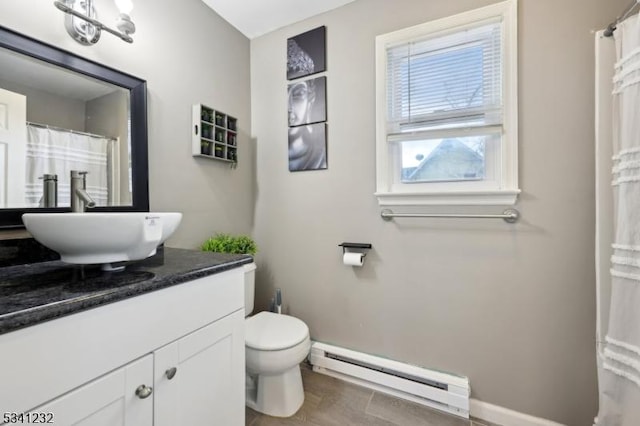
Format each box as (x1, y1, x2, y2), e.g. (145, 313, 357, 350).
(154, 310, 245, 426)
(31, 354, 153, 426)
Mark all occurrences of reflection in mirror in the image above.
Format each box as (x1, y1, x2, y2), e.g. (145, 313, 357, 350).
(0, 46, 132, 208)
(0, 25, 148, 228)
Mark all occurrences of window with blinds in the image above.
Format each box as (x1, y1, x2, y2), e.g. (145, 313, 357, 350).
(386, 20, 502, 136)
(375, 0, 519, 205)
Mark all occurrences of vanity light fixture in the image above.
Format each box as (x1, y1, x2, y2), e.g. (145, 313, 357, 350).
(54, 0, 136, 45)
(114, 0, 135, 36)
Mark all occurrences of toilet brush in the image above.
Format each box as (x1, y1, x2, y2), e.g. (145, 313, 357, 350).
(275, 288, 282, 314)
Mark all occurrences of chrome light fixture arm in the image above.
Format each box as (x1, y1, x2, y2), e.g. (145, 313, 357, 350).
(54, 0, 134, 44)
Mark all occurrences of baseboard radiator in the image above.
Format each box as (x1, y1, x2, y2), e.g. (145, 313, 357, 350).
(308, 341, 470, 419)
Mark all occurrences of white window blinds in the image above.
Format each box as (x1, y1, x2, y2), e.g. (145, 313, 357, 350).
(386, 18, 503, 137)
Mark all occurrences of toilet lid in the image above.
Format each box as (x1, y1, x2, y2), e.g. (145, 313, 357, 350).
(245, 311, 309, 351)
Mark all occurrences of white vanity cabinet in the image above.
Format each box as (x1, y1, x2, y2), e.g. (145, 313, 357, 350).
(30, 355, 154, 426)
(0, 266, 246, 426)
(154, 310, 244, 426)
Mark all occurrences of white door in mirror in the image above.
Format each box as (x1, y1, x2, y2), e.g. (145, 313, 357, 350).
(0, 88, 26, 207)
(22, 212, 182, 265)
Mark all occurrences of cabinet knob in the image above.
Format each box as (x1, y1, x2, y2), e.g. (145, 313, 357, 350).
(165, 367, 177, 380)
(135, 384, 153, 399)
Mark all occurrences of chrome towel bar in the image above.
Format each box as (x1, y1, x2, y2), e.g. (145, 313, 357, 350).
(380, 208, 520, 224)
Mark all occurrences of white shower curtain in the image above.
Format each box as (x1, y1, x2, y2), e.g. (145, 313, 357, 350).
(595, 12, 640, 426)
(25, 125, 113, 207)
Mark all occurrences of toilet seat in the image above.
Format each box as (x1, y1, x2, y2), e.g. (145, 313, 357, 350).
(245, 311, 309, 351)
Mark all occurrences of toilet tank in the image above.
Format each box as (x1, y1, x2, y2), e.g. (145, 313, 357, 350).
(243, 262, 257, 316)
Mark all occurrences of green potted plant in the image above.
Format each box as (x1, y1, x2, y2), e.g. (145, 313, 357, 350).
(201, 233, 257, 255)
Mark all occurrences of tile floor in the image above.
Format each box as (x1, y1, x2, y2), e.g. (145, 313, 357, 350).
(246, 363, 500, 426)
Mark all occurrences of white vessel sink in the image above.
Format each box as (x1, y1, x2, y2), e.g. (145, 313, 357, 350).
(22, 212, 182, 265)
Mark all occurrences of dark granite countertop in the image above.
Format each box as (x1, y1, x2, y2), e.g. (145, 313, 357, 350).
(0, 247, 253, 335)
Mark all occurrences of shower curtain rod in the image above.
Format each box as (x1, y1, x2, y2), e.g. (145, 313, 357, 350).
(604, 0, 640, 37)
(26, 121, 116, 141)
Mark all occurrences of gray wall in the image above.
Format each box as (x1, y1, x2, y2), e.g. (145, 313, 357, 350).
(0, 79, 87, 131)
(0, 0, 253, 245)
(250, 0, 627, 424)
(86, 90, 131, 205)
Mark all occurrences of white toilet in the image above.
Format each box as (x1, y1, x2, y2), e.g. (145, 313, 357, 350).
(243, 263, 311, 417)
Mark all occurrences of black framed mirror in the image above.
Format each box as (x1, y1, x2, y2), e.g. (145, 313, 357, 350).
(0, 25, 148, 229)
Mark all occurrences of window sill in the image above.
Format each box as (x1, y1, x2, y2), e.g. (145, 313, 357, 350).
(374, 189, 520, 206)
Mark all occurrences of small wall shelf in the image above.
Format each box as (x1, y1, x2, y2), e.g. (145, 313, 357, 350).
(192, 104, 237, 164)
(338, 242, 373, 253)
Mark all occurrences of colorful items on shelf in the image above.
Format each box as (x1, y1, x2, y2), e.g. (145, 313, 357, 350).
(192, 104, 238, 164)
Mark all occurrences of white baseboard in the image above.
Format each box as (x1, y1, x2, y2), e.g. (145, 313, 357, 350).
(470, 399, 566, 426)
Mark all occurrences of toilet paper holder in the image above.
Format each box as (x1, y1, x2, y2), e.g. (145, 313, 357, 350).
(338, 242, 372, 256)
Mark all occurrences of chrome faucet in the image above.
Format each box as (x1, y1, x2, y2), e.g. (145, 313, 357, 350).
(70, 170, 96, 212)
(40, 174, 58, 208)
